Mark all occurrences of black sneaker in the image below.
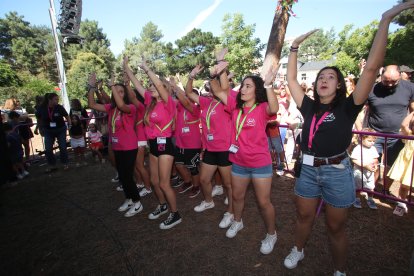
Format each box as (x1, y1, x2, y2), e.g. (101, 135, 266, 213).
(160, 212, 182, 229)
(148, 204, 168, 220)
(171, 175, 184, 188)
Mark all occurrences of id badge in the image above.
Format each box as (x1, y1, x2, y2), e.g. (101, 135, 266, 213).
(157, 137, 166, 144)
(50, 122, 56, 128)
(302, 153, 315, 166)
(112, 137, 119, 143)
(229, 144, 239, 153)
(207, 134, 214, 141)
(182, 127, 190, 133)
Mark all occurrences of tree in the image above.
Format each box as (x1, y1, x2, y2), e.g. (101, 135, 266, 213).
(220, 13, 264, 81)
(0, 60, 20, 86)
(298, 28, 336, 62)
(385, 24, 414, 67)
(164, 28, 219, 77)
(67, 52, 108, 102)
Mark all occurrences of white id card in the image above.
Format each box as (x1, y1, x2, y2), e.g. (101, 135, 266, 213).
(207, 134, 214, 141)
(182, 127, 190, 133)
(50, 122, 56, 128)
(112, 137, 119, 143)
(229, 144, 239, 153)
(157, 137, 167, 144)
(302, 153, 315, 166)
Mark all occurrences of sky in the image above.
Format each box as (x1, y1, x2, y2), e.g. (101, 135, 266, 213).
(0, 0, 401, 57)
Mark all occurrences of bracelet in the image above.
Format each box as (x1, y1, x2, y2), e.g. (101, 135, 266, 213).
(216, 59, 225, 63)
(209, 74, 217, 80)
(264, 84, 273, 89)
(290, 46, 299, 52)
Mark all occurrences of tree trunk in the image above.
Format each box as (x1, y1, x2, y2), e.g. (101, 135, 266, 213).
(261, 7, 290, 77)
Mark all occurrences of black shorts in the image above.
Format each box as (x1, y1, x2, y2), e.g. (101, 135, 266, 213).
(202, 150, 232, 167)
(149, 138, 175, 157)
(175, 147, 201, 168)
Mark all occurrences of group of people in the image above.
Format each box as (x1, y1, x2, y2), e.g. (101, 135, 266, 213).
(1, 2, 413, 275)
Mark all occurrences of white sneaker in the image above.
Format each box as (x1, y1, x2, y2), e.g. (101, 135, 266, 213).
(219, 212, 233, 228)
(111, 173, 119, 183)
(22, 170, 30, 177)
(226, 220, 244, 238)
(334, 270, 347, 276)
(124, 201, 143, 217)
(139, 187, 152, 197)
(16, 173, 24, 180)
(212, 185, 224, 197)
(118, 199, 133, 212)
(224, 197, 228, 205)
(194, 200, 215, 212)
(284, 246, 304, 269)
(260, 232, 277, 254)
(116, 185, 123, 192)
(136, 183, 145, 189)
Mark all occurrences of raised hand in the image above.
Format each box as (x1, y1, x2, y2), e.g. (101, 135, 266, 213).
(215, 48, 228, 62)
(381, 0, 414, 21)
(123, 55, 129, 70)
(292, 29, 320, 47)
(107, 73, 115, 87)
(88, 72, 97, 87)
(264, 63, 281, 86)
(190, 64, 204, 78)
(210, 61, 228, 77)
(138, 56, 149, 72)
(123, 72, 130, 86)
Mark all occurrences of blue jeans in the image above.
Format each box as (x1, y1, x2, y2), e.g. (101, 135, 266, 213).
(294, 157, 355, 208)
(44, 126, 68, 166)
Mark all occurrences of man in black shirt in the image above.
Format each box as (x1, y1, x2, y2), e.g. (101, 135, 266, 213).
(367, 65, 414, 192)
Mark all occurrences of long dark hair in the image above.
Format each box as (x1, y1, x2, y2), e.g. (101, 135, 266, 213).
(313, 66, 346, 114)
(236, 75, 268, 112)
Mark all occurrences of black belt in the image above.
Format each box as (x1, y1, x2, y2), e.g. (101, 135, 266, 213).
(313, 152, 348, 167)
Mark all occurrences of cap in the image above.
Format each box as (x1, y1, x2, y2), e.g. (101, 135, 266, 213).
(399, 65, 414, 73)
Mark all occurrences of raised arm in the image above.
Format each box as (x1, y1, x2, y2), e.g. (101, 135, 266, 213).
(216, 48, 230, 92)
(209, 62, 229, 104)
(353, 1, 414, 105)
(109, 75, 131, 114)
(263, 64, 280, 115)
(96, 80, 111, 104)
(123, 71, 141, 108)
(88, 73, 107, 113)
(123, 56, 146, 99)
(139, 58, 169, 103)
(286, 29, 319, 109)
(170, 77, 193, 113)
(185, 65, 203, 104)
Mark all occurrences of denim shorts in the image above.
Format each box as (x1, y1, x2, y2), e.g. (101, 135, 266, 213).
(232, 163, 273, 179)
(294, 157, 355, 208)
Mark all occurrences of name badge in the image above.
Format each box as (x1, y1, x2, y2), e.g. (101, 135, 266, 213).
(112, 137, 119, 143)
(50, 122, 56, 128)
(302, 153, 315, 166)
(182, 127, 190, 133)
(207, 134, 214, 141)
(229, 144, 239, 153)
(157, 137, 166, 144)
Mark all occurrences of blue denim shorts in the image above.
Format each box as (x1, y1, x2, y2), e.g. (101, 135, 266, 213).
(294, 157, 355, 208)
(232, 163, 273, 179)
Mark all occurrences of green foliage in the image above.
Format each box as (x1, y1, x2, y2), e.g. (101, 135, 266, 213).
(385, 24, 414, 67)
(298, 28, 336, 62)
(393, 0, 414, 26)
(164, 28, 219, 78)
(220, 13, 264, 82)
(0, 59, 20, 86)
(332, 51, 358, 77)
(67, 52, 108, 103)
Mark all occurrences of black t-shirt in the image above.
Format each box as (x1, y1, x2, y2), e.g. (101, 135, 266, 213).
(367, 80, 414, 133)
(69, 124, 83, 136)
(70, 108, 89, 128)
(299, 95, 364, 157)
(36, 104, 68, 129)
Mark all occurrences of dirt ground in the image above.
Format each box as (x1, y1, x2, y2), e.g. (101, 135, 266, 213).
(1, 141, 414, 276)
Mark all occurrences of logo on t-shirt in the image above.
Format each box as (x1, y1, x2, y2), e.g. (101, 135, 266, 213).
(246, 118, 256, 127)
(324, 113, 335, 122)
(151, 112, 158, 118)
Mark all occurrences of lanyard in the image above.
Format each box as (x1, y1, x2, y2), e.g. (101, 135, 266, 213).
(136, 119, 143, 126)
(308, 111, 329, 150)
(206, 100, 221, 132)
(155, 118, 174, 133)
(48, 106, 54, 121)
(184, 110, 200, 125)
(235, 104, 257, 141)
(111, 108, 118, 134)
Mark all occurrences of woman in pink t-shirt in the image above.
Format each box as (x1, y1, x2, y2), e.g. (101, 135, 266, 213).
(124, 57, 181, 230)
(123, 73, 152, 198)
(213, 68, 280, 255)
(185, 63, 234, 230)
(87, 73, 143, 218)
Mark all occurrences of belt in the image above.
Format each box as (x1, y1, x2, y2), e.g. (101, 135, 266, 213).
(313, 152, 348, 167)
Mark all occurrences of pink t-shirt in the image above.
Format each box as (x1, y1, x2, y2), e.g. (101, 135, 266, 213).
(144, 91, 176, 139)
(88, 130, 102, 143)
(135, 101, 147, 142)
(226, 96, 272, 167)
(175, 101, 201, 149)
(199, 96, 231, 152)
(104, 104, 138, 151)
